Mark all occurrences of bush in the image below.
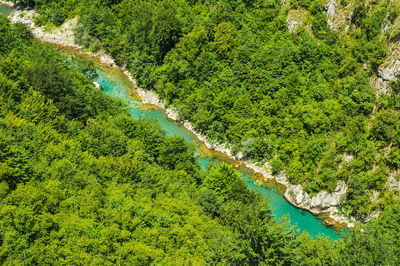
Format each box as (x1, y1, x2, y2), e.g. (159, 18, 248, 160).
(351, 5, 368, 27)
(270, 158, 284, 175)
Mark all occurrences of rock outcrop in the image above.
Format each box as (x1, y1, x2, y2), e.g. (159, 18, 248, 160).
(286, 16, 300, 33)
(286, 9, 308, 33)
(378, 62, 400, 81)
(320, 0, 400, 95)
(8, 10, 78, 47)
(284, 181, 348, 217)
(92, 82, 102, 90)
(0, 1, 13, 7)
(326, 0, 337, 29)
(373, 51, 400, 95)
(325, 0, 349, 33)
(386, 172, 400, 191)
(2, 1, 356, 229)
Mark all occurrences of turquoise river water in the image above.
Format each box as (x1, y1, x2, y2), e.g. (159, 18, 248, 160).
(0, 3, 348, 239)
(96, 68, 348, 240)
(0, 4, 11, 16)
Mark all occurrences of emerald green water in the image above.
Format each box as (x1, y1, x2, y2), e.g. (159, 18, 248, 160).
(0, 1, 348, 239)
(96, 69, 348, 240)
(0, 4, 12, 15)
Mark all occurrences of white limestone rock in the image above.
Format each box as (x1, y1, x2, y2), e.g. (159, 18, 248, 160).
(0, 1, 13, 7)
(386, 172, 400, 191)
(285, 181, 347, 213)
(285, 184, 311, 208)
(287, 18, 299, 33)
(370, 190, 380, 203)
(166, 107, 179, 121)
(310, 181, 347, 212)
(326, 0, 337, 29)
(136, 88, 165, 109)
(274, 173, 289, 187)
(378, 59, 400, 82)
(92, 82, 102, 90)
(328, 210, 355, 228)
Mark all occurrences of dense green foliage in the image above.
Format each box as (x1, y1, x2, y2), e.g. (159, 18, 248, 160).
(12, 0, 400, 219)
(0, 14, 293, 263)
(3, 0, 400, 264)
(0, 14, 331, 264)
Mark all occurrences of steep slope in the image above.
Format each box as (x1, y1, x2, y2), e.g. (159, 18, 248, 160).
(5, 0, 400, 225)
(3, 3, 400, 264)
(0, 14, 302, 264)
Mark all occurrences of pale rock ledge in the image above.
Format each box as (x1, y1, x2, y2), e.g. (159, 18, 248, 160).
(284, 180, 352, 227)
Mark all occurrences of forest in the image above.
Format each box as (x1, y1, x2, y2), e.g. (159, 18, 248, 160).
(0, 10, 400, 265)
(9, 0, 400, 220)
(2, 0, 400, 264)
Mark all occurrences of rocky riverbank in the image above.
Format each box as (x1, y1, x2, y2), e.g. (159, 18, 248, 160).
(1, 2, 355, 229)
(134, 83, 355, 229)
(0, 0, 12, 7)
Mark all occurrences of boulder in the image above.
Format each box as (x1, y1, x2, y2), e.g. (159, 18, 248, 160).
(285, 184, 311, 209)
(378, 59, 400, 82)
(310, 181, 347, 212)
(92, 82, 102, 90)
(326, 0, 337, 29)
(285, 181, 347, 214)
(386, 172, 400, 191)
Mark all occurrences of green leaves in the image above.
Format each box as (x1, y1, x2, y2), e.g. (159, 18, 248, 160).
(158, 136, 198, 176)
(0, 14, 19, 54)
(0, 19, 253, 263)
(214, 22, 238, 54)
(204, 163, 240, 200)
(370, 109, 400, 142)
(3, 1, 400, 264)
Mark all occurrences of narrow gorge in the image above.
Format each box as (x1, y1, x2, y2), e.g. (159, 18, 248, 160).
(0, 1, 351, 235)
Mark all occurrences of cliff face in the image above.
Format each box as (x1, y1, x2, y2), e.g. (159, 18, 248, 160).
(285, 181, 347, 213)
(3, 0, 399, 228)
(329, 0, 400, 95)
(286, 0, 400, 95)
(324, 0, 400, 197)
(373, 44, 400, 94)
(280, 0, 400, 225)
(371, 3, 400, 94)
(284, 181, 353, 227)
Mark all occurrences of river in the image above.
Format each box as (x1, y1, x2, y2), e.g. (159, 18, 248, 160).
(0, 4, 11, 16)
(96, 66, 348, 240)
(1, 3, 348, 240)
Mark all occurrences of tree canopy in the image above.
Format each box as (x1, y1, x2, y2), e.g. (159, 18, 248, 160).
(3, 0, 400, 263)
